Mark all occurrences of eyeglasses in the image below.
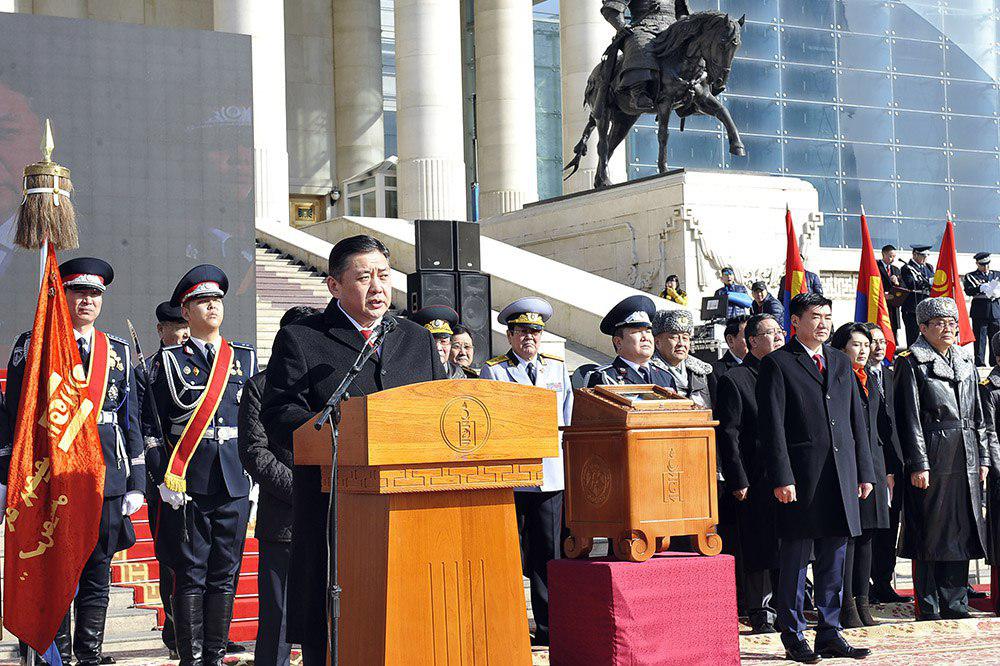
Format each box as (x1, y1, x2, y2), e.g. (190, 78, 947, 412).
(926, 319, 958, 330)
(510, 328, 542, 338)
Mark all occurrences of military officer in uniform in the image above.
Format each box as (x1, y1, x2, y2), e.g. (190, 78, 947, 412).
(601, 0, 690, 111)
(588, 295, 677, 388)
(963, 252, 1000, 367)
(652, 309, 714, 407)
(901, 244, 935, 347)
(480, 297, 573, 646)
(412, 305, 467, 379)
(144, 265, 257, 666)
(2, 257, 145, 666)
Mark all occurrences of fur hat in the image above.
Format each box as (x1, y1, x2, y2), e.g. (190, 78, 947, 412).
(916, 296, 958, 325)
(652, 309, 695, 336)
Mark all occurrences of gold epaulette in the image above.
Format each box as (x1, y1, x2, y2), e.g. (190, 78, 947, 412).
(485, 355, 509, 367)
(896, 350, 911, 358)
(982, 377, 992, 386)
(539, 352, 564, 363)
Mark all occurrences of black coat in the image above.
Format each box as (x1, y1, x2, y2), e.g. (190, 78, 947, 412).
(758, 341, 875, 539)
(894, 338, 987, 560)
(586, 355, 677, 389)
(714, 353, 778, 571)
(872, 365, 905, 478)
(238, 372, 292, 543)
(260, 301, 445, 646)
(856, 371, 890, 530)
(751, 294, 784, 320)
(901, 260, 934, 313)
(877, 260, 901, 296)
(978, 368, 1000, 564)
(963, 269, 1000, 322)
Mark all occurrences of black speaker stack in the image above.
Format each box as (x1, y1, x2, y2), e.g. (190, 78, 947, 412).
(408, 220, 492, 366)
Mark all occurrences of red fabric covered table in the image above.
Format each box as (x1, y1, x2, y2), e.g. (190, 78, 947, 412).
(548, 552, 740, 665)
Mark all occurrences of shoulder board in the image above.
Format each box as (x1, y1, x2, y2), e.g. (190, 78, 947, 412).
(592, 363, 614, 373)
(485, 355, 509, 367)
(896, 350, 911, 357)
(462, 366, 481, 378)
(229, 340, 256, 350)
(539, 352, 564, 363)
(106, 333, 128, 346)
(161, 343, 184, 356)
(982, 378, 992, 386)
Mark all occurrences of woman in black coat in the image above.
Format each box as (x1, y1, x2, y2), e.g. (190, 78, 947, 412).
(831, 323, 890, 628)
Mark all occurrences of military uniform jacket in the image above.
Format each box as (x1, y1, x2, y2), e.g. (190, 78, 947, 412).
(963, 269, 1000, 322)
(480, 349, 573, 492)
(586, 355, 678, 391)
(979, 367, 1000, 475)
(144, 338, 257, 498)
(657, 355, 713, 408)
(901, 260, 934, 313)
(1, 331, 144, 498)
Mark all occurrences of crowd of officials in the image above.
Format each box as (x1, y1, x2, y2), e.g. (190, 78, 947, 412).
(2, 233, 1000, 665)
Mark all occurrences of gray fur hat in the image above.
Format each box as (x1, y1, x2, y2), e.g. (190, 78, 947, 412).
(652, 309, 695, 336)
(916, 296, 959, 325)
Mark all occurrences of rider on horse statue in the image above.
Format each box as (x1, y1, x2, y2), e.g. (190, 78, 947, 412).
(601, 0, 690, 112)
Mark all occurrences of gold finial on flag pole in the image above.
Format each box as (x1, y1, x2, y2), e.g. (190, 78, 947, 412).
(41, 118, 55, 163)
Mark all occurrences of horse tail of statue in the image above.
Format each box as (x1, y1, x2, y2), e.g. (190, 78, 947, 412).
(563, 114, 596, 180)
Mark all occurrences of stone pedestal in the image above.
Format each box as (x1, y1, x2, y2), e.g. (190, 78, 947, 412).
(481, 170, 825, 319)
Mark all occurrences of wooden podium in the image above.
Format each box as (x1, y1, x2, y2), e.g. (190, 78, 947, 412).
(293, 379, 558, 665)
(561, 384, 722, 562)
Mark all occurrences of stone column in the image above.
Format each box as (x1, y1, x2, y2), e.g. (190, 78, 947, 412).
(332, 0, 384, 184)
(214, 0, 290, 225)
(32, 0, 87, 17)
(0, 0, 17, 12)
(395, 0, 467, 220)
(474, 0, 538, 218)
(560, 0, 626, 194)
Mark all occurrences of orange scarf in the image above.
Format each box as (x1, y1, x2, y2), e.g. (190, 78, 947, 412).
(853, 364, 869, 396)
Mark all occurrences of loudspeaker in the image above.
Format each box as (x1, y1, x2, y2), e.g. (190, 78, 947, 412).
(406, 271, 457, 312)
(457, 272, 492, 366)
(414, 219, 455, 271)
(453, 220, 481, 272)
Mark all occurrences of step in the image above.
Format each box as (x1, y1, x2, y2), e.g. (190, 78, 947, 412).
(104, 607, 160, 635)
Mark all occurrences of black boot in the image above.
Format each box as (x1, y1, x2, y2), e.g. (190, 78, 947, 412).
(856, 597, 880, 626)
(840, 595, 863, 629)
(55, 610, 73, 664)
(73, 605, 108, 666)
(172, 595, 204, 666)
(203, 594, 236, 666)
(628, 83, 655, 111)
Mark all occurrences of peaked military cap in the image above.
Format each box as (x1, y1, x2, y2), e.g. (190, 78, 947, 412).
(171, 264, 229, 307)
(155, 301, 186, 324)
(652, 309, 695, 336)
(911, 244, 932, 254)
(59, 257, 114, 292)
(498, 297, 553, 331)
(600, 295, 655, 335)
(975, 252, 991, 263)
(916, 296, 958, 325)
(412, 305, 459, 336)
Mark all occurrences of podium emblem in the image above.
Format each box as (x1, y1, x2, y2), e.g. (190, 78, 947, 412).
(440, 396, 492, 453)
(581, 455, 611, 507)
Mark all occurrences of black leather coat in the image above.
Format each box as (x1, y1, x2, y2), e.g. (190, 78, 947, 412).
(238, 373, 292, 543)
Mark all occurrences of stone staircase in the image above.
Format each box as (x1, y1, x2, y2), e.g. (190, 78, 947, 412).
(255, 243, 331, 367)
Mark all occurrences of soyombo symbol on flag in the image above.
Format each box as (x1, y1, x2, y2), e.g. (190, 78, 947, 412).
(931, 216, 975, 347)
(3, 246, 105, 653)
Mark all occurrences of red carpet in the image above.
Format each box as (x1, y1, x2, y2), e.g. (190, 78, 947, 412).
(111, 503, 260, 642)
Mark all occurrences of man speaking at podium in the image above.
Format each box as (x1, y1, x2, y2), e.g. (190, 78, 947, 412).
(261, 235, 445, 666)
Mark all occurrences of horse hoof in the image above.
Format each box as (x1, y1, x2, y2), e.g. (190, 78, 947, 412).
(730, 145, 746, 157)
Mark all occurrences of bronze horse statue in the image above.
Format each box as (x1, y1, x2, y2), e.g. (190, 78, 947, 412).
(564, 11, 746, 189)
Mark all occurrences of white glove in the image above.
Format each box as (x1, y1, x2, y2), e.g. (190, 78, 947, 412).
(158, 483, 191, 510)
(121, 490, 144, 516)
(0, 483, 7, 516)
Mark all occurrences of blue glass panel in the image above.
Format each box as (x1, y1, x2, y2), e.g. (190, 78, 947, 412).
(627, 128, 658, 165)
(781, 27, 836, 66)
(893, 110, 947, 148)
(891, 38, 944, 77)
(947, 115, 999, 152)
(784, 138, 839, 177)
(842, 179, 896, 216)
(838, 69, 893, 107)
(841, 142, 895, 180)
(836, 0, 891, 36)
(896, 182, 948, 218)
(728, 59, 781, 97)
(889, 3, 942, 41)
(865, 216, 902, 248)
(721, 0, 776, 21)
(800, 176, 843, 212)
(946, 81, 998, 118)
(783, 101, 838, 139)
(951, 186, 1000, 222)
(837, 33, 891, 71)
(722, 96, 782, 135)
(724, 134, 783, 172)
(781, 0, 834, 29)
(839, 106, 893, 143)
(952, 221, 1000, 253)
(665, 131, 725, 169)
(534, 66, 561, 109)
(628, 164, 658, 179)
(895, 146, 948, 183)
(688, 0, 719, 10)
(893, 75, 946, 113)
(949, 151, 999, 188)
(898, 218, 944, 247)
(945, 43, 994, 82)
(737, 21, 779, 60)
(782, 65, 837, 102)
(821, 214, 846, 247)
(842, 213, 864, 246)
(670, 109, 726, 132)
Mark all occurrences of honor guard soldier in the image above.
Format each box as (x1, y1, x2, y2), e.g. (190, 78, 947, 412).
(963, 252, 1000, 367)
(412, 305, 467, 379)
(588, 295, 677, 389)
(144, 265, 257, 666)
(480, 297, 573, 646)
(2, 257, 145, 666)
(901, 244, 935, 347)
(652, 309, 714, 408)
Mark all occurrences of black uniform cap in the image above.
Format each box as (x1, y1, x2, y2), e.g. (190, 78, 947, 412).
(171, 264, 229, 307)
(600, 295, 656, 336)
(975, 252, 991, 263)
(59, 257, 114, 292)
(155, 301, 186, 324)
(910, 244, 932, 254)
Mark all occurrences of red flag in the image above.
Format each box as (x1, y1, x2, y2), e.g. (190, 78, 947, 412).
(854, 211, 897, 360)
(3, 246, 105, 652)
(780, 206, 808, 336)
(930, 216, 975, 346)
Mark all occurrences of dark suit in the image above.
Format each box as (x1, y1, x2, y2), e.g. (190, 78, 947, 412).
(751, 294, 784, 320)
(758, 340, 875, 647)
(901, 260, 934, 345)
(878, 260, 902, 336)
(963, 268, 1000, 366)
(869, 364, 905, 596)
(260, 302, 445, 656)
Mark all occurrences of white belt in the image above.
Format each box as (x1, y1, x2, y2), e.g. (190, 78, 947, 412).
(170, 424, 238, 442)
(96, 410, 118, 426)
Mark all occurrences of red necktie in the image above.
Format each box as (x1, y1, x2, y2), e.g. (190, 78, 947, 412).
(814, 354, 825, 375)
(360, 329, 373, 341)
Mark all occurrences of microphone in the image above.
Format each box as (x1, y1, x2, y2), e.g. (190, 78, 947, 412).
(367, 316, 397, 348)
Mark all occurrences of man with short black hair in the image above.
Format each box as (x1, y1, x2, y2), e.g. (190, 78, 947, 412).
(714, 267, 751, 318)
(901, 244, 935, 346)
(588, 296, 676, 389)
(963, 252, 1000, 367)
(261, 235, 445, 666)
(412, 305, 466, 378)
(449, 324, 478, 377)
(760, 292, 874, 662)
(750, 282, 784, 319)
(878, 245, 902, 338)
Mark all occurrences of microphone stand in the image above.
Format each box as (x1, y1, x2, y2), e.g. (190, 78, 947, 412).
(314, 318, 393, 666)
